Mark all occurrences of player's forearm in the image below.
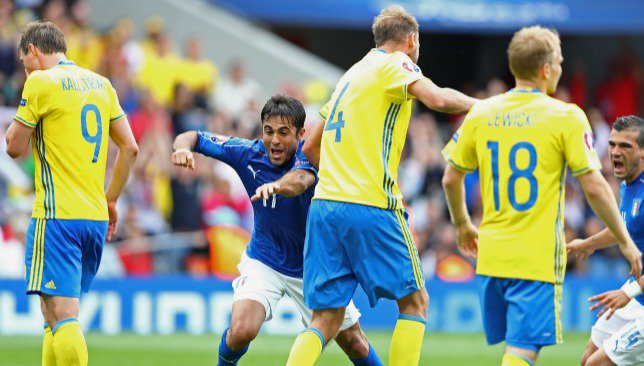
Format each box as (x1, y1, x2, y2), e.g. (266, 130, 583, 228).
(410, 78, 478, 114)
(579, 171, 632, 247)
(105, 147, 137, 203)
(582, 228, 617, 250)
(173, 131, 199, 152)
(303, 118, 325, 169)
(274, 170, 316, 197)
(442, 165, 471, 226)
(434, 88, 479, 114)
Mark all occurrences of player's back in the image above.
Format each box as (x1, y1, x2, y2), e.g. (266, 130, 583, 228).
(315, 49, 424, 210)
(16, 61, 124, 220)
(443, 88, 600, 284)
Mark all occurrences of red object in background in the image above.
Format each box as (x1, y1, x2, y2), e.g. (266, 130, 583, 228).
(436, 254, 475, 282)
(117, 246, 153, 275)
(570, 68, 586, 109)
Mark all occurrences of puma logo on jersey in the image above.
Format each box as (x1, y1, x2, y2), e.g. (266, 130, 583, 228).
(44, 280, 57, 290)
(247, 165, 260, 179)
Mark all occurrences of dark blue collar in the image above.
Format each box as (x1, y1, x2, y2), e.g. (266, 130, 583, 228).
(57, 60, 76, 66)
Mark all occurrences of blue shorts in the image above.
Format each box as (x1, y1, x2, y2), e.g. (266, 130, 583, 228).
(25, 218, 108, 298)
(303, 200, 424, 309)
(478, 275, 562, 352)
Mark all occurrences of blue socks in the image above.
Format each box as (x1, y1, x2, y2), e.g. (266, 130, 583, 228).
(350, 342, 384, 366)
(217, 328, 249, 366)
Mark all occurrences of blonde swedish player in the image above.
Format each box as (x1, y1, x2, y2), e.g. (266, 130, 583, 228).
(441, 26, 642, 366)
(5, 21, 138, 366)
(286, 6, 478, 366)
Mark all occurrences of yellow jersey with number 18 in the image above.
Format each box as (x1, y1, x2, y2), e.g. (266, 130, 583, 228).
(442, 88, 601, 284)
(14, 61, 126, 221)
(315, 49, 425, 210)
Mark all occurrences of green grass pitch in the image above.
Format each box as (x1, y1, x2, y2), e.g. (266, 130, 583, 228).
(0, 332, 589, 365)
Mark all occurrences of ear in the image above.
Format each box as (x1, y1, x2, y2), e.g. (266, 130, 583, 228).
(27, 44, 37, 57)
(298, 127, 306, 139)
(407, 34, 415, 52)
(541, 62, 551, 80)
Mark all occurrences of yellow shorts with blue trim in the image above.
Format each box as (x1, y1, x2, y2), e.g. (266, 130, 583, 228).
(303, 200, 424, 309)
(25, 218, 108, 298)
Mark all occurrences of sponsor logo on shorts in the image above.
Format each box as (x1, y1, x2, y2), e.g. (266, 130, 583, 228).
(44, 280, 57, 290)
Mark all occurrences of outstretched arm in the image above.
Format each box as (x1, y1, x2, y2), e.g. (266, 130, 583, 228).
(105, 118, 139, 241)
(302, 118, 325, 170)
(577, 170, 642, 276)
(567, 228, 616, 260)
(408, 78, 478, 114)
(251, 169, 316, 203)
(171, 131, 199, 169)
(590, 275, 644, 320)
(442, 164, 478, 258)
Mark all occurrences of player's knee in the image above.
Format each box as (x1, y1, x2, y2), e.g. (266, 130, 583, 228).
(228, 322, 260, 347)
(336, 327, 369, 359)
(399, 288, 429, 319)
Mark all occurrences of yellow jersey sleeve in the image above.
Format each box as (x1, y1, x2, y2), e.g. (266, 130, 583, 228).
(441, 113, 479, 173)
(106, 79, 126, 122)
(14, 71, 52, 128)
(563, 105, 601, 176)
(318, 100, 330, 121)
(381, 52, 424, 102)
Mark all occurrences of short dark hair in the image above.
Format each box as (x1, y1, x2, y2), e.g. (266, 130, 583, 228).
(260, 94, 306, 131)
(19, 21, 67, 55)
(613, 115, 644, 148)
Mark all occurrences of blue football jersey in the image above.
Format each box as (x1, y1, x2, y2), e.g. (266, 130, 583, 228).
(194, 131, 316, 278)
(619, 171, 644, 305)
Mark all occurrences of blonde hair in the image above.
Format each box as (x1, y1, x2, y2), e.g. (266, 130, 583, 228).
(507, 26, 560, 80)
(372, 5, 418, 47)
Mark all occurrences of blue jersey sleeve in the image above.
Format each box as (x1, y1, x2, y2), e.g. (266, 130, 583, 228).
(194, 131, 253, 168)
(290, 142, 318, 178)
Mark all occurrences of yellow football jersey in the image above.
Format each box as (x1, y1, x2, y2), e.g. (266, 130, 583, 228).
(177, 58, 218, 94)
(14, 60, 126, 221)
(442, 88, 601, 284)
(315, 49, 425, 210)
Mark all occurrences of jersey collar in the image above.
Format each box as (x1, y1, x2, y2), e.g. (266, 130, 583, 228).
(626, 170, 644, 186)
(509, 87, 542, 93)
(57, 60, 76, 66)
(370, 48, 388, 54)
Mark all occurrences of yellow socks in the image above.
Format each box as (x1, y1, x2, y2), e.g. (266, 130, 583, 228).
(52, 318, 88, 366)
(389, 315, 426, 366)
(286, 327, 324, 366)
(43, 323, 56, 366)
(501, 353, 534, 366)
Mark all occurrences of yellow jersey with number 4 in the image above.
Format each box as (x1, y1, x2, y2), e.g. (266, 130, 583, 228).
(315, 49, 425, 210)
(14, 61, 126, 221)
(442, 88, 601, 284)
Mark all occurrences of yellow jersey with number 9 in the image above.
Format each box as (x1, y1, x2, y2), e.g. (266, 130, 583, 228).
(442, 88, 601, 284)
(315, 49, 425, 210)
(14, 61, 126, 221)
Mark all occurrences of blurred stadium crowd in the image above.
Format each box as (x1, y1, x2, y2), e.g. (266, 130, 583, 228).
(0, 0, 642, 282)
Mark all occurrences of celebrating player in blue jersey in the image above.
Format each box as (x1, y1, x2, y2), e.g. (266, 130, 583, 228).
(171, 94, 382, 366)
(567, 115, 644, 366)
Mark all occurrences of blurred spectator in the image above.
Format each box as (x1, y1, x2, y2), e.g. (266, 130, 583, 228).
(178, 36, 218, 107)
(212, 60, 263, 127)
